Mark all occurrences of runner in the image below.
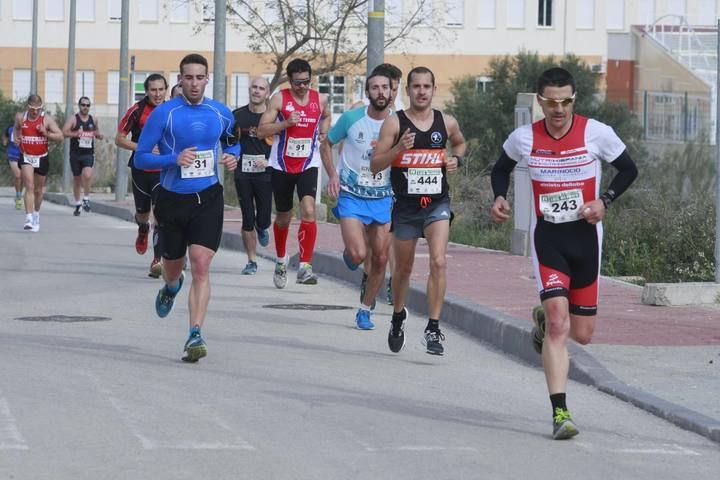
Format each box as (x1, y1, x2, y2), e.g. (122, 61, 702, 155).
(2, 122, 23, 209)
(257, 58, 331, 288)
(371, 66, 466, 355)
(232, 76, 272, 275)
(320, 72, 394, 330)
(13, 95, 64, 232)
(115, 73, 167, 278)
(490, 67, 638, 440)
(170, 83, 182, 98)
(62, 96, 104, 216)
(134, 53, 239, 363)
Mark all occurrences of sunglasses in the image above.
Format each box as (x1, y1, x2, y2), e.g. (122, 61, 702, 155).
(28, 105, 44, 111)
(292, 79, 311, 87)
(537, 93, 576, 107)
(79, 103, 91, 107)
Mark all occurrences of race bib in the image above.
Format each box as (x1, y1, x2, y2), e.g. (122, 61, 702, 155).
(181, 149, 215, 178)
(286, 137, 312, 158)
(24, 154, 41, 168)
(539, 188, 583, 223)
(407, 168, 442, 195)
(358, 166, 389, 188)
(79, 133, 93, 149)
(241, 154, 267, 173)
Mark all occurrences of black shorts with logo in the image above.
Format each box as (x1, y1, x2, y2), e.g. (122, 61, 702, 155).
(153, 183, 224, 260)
(19, 154, 50, 177)
(70, 153, 95, 176)
(391, 196, 453, 240)
(271, 167, 318, 213)
(131, 167, 161, 214)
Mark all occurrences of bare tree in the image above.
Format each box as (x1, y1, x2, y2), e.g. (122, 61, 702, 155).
(179, 0, 440, 90)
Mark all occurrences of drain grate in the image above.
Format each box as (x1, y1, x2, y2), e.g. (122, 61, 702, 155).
(262, 304, 352, 311)
(15, 315, 112, 323)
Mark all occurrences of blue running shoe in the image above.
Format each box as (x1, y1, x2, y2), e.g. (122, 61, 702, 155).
(343, 250, 359, 271)
(242, 261, 258, 275)
(182, 327, 208, 363)
(155, 272, 184, 318)
(355, 308, 375, 330)
(256, 228, 270, 247)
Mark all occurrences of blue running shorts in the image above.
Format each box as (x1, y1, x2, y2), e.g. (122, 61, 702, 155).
(332, 191, 392, 225)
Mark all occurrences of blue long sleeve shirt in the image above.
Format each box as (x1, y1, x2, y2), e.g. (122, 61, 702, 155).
(135, 95, 240, 194)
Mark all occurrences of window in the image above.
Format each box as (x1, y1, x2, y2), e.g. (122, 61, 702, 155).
(107, 70, 119, 104)
(352, 75, 365, 103)
(538, 0, 552, 27)
(507, 0, 525, 28)
(386, 0, 402, 25)
(606, 0, 624, 30)
(139, 0, 159, 22)
(169, 0, 189, 22)
(446, 0, 463, 26)
(476, 76, 493, 93)
(13, 0, 32, 20)
(76, 71, 95, 101)
(45, 70, 65, 103)
(12, 69, 31, 101)
(46, 0, 64, 21)
(692, 0, 716, 25)
(576, 0, 594, 29)
(477, 0, 495, 28)
(318, 75, 346, 123)
(132, 72, 151, 102)
(637, 0, 655, 25)
(231, 73, 250, 108)
(202, 0, 214, 22)
(77, 0, 96, 21)
(108, 0, 121, 21)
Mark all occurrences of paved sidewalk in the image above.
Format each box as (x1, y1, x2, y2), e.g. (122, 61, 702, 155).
(41, 191, 720, 443)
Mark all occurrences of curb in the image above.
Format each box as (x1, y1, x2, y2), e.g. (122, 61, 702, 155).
(44, 192, 720, 443)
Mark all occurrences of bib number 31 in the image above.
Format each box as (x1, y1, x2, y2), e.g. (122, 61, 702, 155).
(181, 149, 215, 178)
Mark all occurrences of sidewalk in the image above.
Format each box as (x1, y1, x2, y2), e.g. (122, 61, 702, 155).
(43, 191, 720, 443)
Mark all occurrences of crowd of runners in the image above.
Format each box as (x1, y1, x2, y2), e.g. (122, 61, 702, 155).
(3, 56, 637, 440)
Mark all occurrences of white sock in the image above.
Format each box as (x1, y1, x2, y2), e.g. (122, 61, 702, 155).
(359, 302, 372, 311)
(299, 262, 309, 269)
(83, 196, 89, 201)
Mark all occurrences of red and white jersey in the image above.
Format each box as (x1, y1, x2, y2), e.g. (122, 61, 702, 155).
(20, 112, 49, 156)
(269, 89, 322, 174)
(503, 115, 626, 222)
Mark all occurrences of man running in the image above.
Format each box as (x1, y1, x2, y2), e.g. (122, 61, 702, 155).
(257, 58, 331, 288)
(372, 66, 466, 356)
(2, 122, 23, 209)
(116, 73, 167, 278)
(135, 53, 239, 363)
(490, 67, 638, 440)
(320, 71, 394, 330)
(63, 96, 104, 216)
(14, 95, 64, 232)
(232, 77, 273, 275)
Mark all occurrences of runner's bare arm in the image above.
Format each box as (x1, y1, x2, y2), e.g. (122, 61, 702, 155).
(370, 114, 401, 175)
(319, 133, 340, 199)
(115, 131, 136, 151)
(43, 116, 64, 142)
(12, 113, 22, 145)
(444, 113, 466, 173)
(94, 119, 104, 140)
(62, 116, 79, 138)
(318, 94, 331, 142)
(257, 93, 291, 139)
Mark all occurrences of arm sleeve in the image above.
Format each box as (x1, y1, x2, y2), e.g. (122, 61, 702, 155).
(490, 150, 518, 199)
(604, 150, 638, 201)
(327, 112, 348, 146)
(134, 109, 178, 170)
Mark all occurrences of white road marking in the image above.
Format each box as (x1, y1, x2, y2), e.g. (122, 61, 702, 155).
(0, 396, 28, 450)
(576, 440, 700, 456)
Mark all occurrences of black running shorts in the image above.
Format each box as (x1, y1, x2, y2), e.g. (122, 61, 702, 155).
(131, 167, 161, 214)
(271, 167, 318, 213)
(70, 153, 95, 176)
(234, 171, 272, 232)
(19, 154, 50, 177)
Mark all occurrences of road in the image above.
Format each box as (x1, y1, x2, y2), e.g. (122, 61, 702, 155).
(0, 198, 718, 479)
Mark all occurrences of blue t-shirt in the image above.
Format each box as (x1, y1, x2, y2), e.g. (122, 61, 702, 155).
(135, 96, 240, 194)
(5, 126, 21, 159)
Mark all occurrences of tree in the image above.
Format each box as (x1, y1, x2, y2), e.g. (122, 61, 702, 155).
(185, 0, 438, 89)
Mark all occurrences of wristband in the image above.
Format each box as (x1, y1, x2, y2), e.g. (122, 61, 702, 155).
(600, 193, 612, 208)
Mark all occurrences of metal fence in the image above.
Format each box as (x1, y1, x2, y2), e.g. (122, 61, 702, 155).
(637, 90, 713, 143)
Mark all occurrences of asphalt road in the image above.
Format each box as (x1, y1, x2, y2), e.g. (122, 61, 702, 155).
(1, 199, 718, 479)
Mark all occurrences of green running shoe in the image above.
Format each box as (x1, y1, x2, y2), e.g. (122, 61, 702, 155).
(552, 407, 579, 440)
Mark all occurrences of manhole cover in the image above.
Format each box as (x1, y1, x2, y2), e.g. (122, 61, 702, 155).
(263, 304, 352, 311)
(14, 315, 112, 323)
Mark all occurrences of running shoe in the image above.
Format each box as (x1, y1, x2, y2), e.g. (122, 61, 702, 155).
(148, 258, 162, 278)
(296, 264, 318, 285)
(182, 328, 208, 363)
(23, 215, 32, 231)
(355, 309, 375, 330)
(73, 204, 81, 216)
(423, 329, 446, 356)
(82, 199, 90, 213)
(359, 272, 368, 303)
(31, 213, 39, 233)
(388, 307, 407, 353)
(242, 261, 258, 275)
(343, 250, 359, 271)
(155, 272, 184, 318)
(532, 305, 546, 354)
(15, 197, 22, 210)
(256, 228, 270, 247)
(273, 256, 288, 289)
(135, 223, 150, 255)
(386, 277, 393, 305)
(552, 407, 579, 440)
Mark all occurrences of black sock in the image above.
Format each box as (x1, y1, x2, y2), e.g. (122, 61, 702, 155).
(550, 393, 567, 414)
(391, 308, 406, 323)
(425, 319, 439, 332)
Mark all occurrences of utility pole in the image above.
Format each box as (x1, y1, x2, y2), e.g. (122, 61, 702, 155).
(715, 20, 720, 282)
(30, 0, 38, 93)
(366, 0, 385, 76)
(114, 0, 130, 201)
(63, 0, 77, 193)
(213, 0, 226, 184)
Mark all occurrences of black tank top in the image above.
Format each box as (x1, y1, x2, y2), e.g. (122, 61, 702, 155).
(70, 114, 96, 154)
(233, 105, 271, 177)
(390, 109, 449, 202)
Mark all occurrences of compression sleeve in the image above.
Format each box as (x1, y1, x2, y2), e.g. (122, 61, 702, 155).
(134, 108, 178, 170)
(490, 150, 518, 199)
(603, 150, 638, 203)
